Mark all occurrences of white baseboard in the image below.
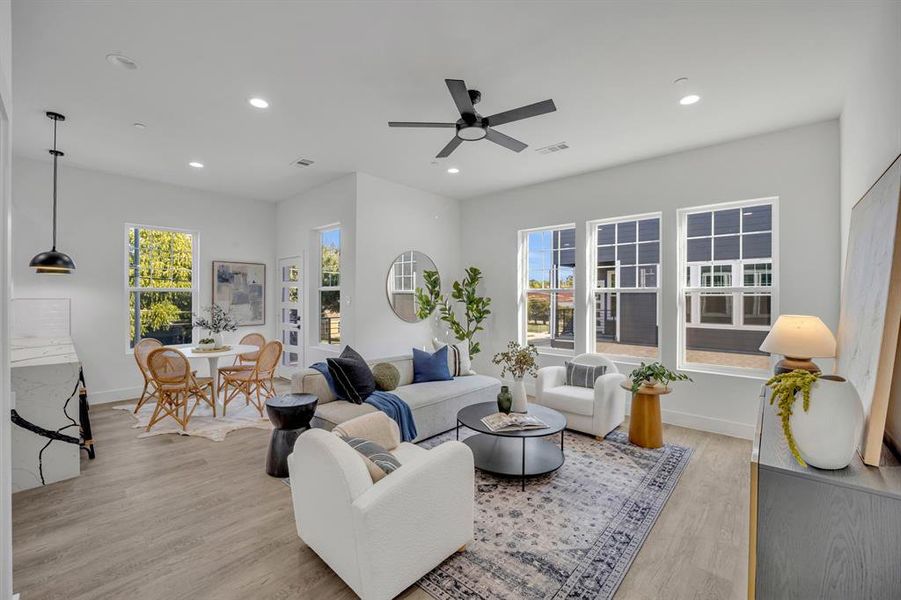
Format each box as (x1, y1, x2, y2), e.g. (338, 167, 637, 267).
(657, 408, 755, 440)
(86, 386, 143, 406)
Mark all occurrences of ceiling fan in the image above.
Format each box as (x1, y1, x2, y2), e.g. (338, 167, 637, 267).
(388, 79, 557, 158)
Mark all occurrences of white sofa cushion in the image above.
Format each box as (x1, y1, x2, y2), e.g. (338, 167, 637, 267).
(393, 374, 498, 410)
(538, 385, 595, 417)
(390, 442, 428, 464)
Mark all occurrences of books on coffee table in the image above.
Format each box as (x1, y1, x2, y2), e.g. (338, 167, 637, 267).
(481, 412, 549, 432)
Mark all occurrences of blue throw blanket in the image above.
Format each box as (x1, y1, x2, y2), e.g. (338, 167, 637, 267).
(310, 362, 418, 442)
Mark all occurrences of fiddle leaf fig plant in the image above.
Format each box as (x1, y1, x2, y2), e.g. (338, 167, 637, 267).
(415, 266, 491, 357)
(765, 369, 821, 467)
(628, 362, 692, 393)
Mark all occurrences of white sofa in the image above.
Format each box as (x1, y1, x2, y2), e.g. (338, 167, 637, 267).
(291, 355, 501, 442)
(534, 353, 627, 438)
(288, 412, 474, 600)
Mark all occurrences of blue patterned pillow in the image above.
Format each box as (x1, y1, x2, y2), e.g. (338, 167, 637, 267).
(412, 346, 452, 383)
(565, 361, 607, 388)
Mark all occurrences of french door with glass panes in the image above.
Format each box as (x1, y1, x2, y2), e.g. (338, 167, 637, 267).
(277, 256, 303, 378)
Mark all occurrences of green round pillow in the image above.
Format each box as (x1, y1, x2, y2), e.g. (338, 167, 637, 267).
(371, 362, 400, 391)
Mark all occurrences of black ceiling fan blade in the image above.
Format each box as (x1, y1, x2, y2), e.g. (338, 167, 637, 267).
(486, 99, 557, 127)
(445, 79, 475, 117)
(436, 136, 463, 158)
(388, 121, 456, 128)
(485, 128, 527, 153)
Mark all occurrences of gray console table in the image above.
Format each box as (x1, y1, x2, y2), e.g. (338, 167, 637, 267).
(750, 388, 901, 599)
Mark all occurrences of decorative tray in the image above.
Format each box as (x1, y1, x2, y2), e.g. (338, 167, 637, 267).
(191, 345, 232, 353)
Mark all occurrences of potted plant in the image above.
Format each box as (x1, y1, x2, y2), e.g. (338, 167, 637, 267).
(491, 341, 538, 413)
(416, 266, 491, 358)
(627, 362, 691, 393)
(766, 369, 863, 469)
(198, 337, 216, 350)
(192, 305, 238, 348)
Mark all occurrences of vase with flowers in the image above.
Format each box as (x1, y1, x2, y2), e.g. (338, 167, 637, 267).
(192, 304, 238, 348)
(491, 341, 539, 413)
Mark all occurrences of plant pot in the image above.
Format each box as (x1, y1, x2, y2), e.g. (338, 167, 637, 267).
(789, 376, 863, 470)
(211, 332, 224, 348)
(198, 341, 215, 350)
(510, 378, 528, 413)
(497, 386, 513, 414)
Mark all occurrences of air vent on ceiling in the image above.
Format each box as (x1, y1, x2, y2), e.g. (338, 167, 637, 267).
(291, 157, 315, 167)
(535, 142, 569, 155)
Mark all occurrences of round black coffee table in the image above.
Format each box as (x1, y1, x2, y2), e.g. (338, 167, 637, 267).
(456, 402, 566, 490)
(265, 393, 317, 477)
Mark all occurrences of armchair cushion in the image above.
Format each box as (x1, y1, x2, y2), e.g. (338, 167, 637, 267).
(564, 361, 607, 388)
(538, 385, 595, 416)
(340, 437, 401, 482)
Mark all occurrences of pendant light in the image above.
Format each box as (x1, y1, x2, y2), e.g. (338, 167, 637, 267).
(30, 111, 75, 274)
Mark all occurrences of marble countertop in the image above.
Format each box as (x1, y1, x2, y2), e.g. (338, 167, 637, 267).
(11, 337, 80, 368)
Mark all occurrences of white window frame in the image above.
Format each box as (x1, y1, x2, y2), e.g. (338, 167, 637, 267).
(317, 225, 341, 347)
(588, 211, 662, 363)
(676, 197, 779, 377)
(517, 223, 576, 357)
(123, 223, 199, 354)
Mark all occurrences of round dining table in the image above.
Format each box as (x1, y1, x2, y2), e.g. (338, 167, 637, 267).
(168, 344, 260, 401)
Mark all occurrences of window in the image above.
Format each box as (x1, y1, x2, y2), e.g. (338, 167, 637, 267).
(319, 227, 341, 345)
(126, 225, 197, 349)
(679, 200, 776, 372)
(521, 225, 575, 353)
(591, 214, 661, 359)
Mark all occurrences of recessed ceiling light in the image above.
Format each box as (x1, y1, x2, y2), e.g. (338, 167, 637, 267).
(249, 97, 269, 109)
(132, 122, 146, 130)
(106, 53, 138, 70)
(679, 94, 701, 106)
(447, 167, 460, 174)
(188, 161, 204, 169)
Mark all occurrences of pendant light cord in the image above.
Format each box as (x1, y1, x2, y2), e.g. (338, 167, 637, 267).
(51, 117, 58, 250)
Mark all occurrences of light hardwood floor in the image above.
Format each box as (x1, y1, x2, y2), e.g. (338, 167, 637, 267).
(12, 391, 751, 600)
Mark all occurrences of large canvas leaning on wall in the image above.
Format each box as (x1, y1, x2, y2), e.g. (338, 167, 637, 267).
(836, 154, 901, 466)
(212, 261, 266, 326)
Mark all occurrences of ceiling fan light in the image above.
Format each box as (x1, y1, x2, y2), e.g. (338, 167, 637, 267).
(457, 125, 487, 141)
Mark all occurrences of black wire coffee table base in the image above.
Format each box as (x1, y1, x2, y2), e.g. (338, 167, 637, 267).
(455, 402, 566, 491)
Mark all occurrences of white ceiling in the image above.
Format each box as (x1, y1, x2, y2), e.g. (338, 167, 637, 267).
(12, 1, 875, 202)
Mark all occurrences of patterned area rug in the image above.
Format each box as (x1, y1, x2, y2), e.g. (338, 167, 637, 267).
(417, 429, 692, 600)
(113, 399, 272, 441)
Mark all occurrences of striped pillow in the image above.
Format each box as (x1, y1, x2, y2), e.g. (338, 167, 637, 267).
(432, 339, 472, 376)
(565, 361, 607, 388)
(340, 436, 401, 483)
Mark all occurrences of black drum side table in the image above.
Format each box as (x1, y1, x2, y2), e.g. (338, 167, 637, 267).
(265, 393, 317, 477)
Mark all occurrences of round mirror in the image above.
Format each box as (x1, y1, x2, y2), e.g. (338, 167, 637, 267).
(386, 251, 439, 323)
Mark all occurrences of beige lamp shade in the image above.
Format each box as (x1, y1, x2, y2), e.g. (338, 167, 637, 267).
(759, 315, 836, 358)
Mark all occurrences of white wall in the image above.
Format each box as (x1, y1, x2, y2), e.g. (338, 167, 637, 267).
(276, 174, 357, 366)
(354, 172, 460, 357)
(275, 172, 460, 366)
(839, 0, 901, 260)
(460, 120, 841, 439)
(11, 157, 277, 404)
(0, 0, 12, 597)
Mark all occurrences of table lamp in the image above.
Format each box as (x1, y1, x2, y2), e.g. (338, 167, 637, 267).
(759, 315, 836, 374)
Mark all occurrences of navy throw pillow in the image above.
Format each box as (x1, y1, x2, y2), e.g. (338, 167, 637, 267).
(412, 346, 452, 383)
(327, 346, 375, 404)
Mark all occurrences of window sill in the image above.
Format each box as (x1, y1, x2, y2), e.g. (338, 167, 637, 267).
(536, 348, 575, 358)
(678, 362, 770, 381)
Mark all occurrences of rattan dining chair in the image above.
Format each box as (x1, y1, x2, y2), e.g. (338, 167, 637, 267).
(217, 332, 266, 390)
(145, 347, 216, 431)
(133, 338, 163, 413)
(221, 340, 282, 417)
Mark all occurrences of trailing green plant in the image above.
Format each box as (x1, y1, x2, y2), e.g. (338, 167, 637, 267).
(415, 266, 491, 357)
(628, 362, 692, 393)
(766, 369, 820, 467)
(414, 269, 442, 321)
(491, 341, 539, 380)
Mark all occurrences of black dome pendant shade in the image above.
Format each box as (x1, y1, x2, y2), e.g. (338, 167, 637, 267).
(30, 111, 75, 273)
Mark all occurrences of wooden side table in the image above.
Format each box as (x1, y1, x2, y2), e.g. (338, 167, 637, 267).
(620, 382, 671, 449)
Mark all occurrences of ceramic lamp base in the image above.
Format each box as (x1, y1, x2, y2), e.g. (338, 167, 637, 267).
(774, 356, 821, 375)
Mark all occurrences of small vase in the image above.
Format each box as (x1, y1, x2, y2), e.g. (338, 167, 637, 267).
(497, 386, 513, 414)
(510, 378, 528, 413)
(789, 375, 863, 470)
(211, 332, 224, 348)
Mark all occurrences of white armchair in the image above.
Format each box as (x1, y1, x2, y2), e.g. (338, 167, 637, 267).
(287, 412, 474, 600)
(534, 353, 627, 438)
